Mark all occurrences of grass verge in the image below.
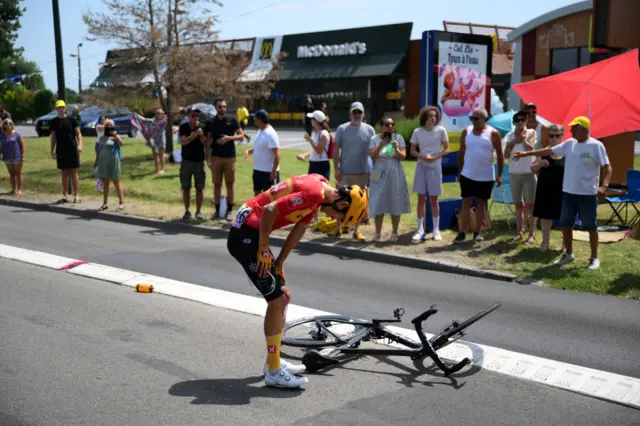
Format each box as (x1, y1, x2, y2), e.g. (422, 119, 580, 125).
(2, 136, 639, 299)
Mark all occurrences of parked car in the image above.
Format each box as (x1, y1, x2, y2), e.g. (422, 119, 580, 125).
(34, 104, 85, 137)
(79, 106, 137, 138)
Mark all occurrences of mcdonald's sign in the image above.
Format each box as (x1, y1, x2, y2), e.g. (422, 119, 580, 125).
(259, 38, 275, 60)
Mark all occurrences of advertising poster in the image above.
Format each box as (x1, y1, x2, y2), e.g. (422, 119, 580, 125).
(436, 41, 489, 149)
(421, 31, 493, 155)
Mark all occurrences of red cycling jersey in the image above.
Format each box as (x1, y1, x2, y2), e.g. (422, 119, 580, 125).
(235, 174, 329, 231)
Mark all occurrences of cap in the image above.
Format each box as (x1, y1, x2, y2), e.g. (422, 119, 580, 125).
(306, 110, 326, 123)
(350, 102, 364, 113)
(254, 109, 269, 122)
(568, 116, 591, 130)
(55, 100, 66, 109)
(187, 106, 201, 114)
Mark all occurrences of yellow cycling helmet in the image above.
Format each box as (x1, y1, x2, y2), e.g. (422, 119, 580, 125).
(338, 184, 368, 227)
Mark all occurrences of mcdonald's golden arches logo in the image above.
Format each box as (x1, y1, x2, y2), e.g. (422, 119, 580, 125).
(259, 38, 275, 60)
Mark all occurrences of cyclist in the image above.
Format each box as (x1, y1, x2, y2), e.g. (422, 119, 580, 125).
(227, 173, 368, 388)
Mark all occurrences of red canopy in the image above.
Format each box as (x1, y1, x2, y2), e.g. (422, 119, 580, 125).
(513, 49, 640, 139)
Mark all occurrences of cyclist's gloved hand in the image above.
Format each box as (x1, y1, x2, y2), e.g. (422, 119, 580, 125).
(256, 246, 273, 277)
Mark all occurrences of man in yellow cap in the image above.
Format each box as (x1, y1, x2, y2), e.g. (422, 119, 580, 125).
(50, 100, 83, 203)
(513, 116, 612, 270)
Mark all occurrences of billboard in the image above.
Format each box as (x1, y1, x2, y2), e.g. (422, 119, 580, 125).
(421, 31, 493, 152)
(238, 36, 283, 82)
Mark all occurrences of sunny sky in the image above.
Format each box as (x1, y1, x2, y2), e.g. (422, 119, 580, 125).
(16, 0, 580, 92)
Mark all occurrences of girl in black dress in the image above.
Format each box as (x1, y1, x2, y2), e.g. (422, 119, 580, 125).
(531, 124, 565, 251)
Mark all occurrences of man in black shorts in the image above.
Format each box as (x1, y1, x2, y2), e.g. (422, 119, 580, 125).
(50, 100, 83, 204)
(179, 107, 207, 221)
(454, 107, 504, 243)
(227, 173, 369, 388)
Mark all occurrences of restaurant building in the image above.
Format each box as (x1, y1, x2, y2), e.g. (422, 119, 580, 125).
(244, 22, 414, 126)
(506, 0, 640, 184)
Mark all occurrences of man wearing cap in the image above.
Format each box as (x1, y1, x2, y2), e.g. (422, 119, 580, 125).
(179, 107, 207, 221)
(331, 101, 374, 240)
(50, 100, 83, 204)
(244, 110, 281, 195)
(514, 116, 612, 270)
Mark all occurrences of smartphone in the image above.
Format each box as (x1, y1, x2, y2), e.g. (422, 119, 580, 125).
(383, 131, 392, 139)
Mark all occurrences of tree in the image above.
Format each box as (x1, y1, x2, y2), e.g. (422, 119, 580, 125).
(83, 0, 284, 156)
(32, 89, 55, 117)
(2, 85, 36, 121)
(0, 0, 25, 58)
(0, 56, 45, 94)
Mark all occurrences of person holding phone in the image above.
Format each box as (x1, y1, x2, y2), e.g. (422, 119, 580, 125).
(368, 116, 411, 242)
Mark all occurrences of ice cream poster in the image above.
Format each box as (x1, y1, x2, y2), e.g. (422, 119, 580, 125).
(436, 41, 488, 134)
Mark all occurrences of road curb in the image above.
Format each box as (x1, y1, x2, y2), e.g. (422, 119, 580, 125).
(0, 197, 518, 282)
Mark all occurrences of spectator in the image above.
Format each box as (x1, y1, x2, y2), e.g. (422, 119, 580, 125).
(96, 119, 125, 210)
(514, 116, 612, 270)
(409, 105, 450, 241)
(50, 100, 83, 204)
(368, 116, 411, 242)
(454, 108, 504, 243)
(524, 102, 549, 149)
(304, 110, 331, 180)
(0, 104, 11, 121)
(0, 119, 25, 196)
(302, 97, 314, 136)
(332, 101, 375, 241)
(71, 106, 82, 132)
(244, 110, 281, 196)
(179, 107, 207, 221)
(206, 97, 245, 221)
(236, 102, 251, 144)
(133, 109, 168, 174)
(503, 110, 538, 243)
(531, 124, 566, 251)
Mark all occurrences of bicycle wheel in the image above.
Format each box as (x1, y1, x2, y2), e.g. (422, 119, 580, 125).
(431, 304, 501, 350)
(282, 315, 373, 348)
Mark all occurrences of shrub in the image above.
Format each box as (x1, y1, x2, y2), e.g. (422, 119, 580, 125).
(33, 89, 55, 117)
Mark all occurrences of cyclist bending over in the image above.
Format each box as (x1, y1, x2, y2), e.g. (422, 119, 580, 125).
(227, 173, 368, 388)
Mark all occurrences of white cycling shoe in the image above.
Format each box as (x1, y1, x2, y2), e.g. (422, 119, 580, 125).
(264, 367, 309, 389)
(263, 359, 306, 376)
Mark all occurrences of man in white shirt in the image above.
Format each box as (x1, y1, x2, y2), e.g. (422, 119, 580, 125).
(244, 110, 281, 196)
(514, 116, 612, 270)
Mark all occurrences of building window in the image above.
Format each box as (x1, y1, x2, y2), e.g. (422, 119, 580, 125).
(550, 47, 590, 75)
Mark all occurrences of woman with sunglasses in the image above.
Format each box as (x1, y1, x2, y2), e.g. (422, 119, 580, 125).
(368, 116, 411, 242)
(531, 124, 566, 251)
(504, 110, 538, 244)
(0, 119, 25, 196)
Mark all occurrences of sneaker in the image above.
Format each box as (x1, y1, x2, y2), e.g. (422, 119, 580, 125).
(412, 230, 426, 242)
(182, 211, 191, 221)
(264, 368, 309, 389)
(587, 258, 600, 270)
(195, 211, 204, 221)
(554, 253, 575, 265)
(211, 211, 220, 220)
(263, 359, 306, 376)
(473, 232, 484, 242)
(433, 229, 442, 241)
(453, 232, 466, 244)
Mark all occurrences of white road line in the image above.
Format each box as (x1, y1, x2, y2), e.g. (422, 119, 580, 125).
(2, 244, 639, 409)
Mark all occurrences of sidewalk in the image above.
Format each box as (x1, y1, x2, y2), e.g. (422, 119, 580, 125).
(0, 193, 518, 283)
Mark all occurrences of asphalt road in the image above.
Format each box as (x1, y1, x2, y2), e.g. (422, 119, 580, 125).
(0, 206, 639, 382)
(1, 259, 638, 425)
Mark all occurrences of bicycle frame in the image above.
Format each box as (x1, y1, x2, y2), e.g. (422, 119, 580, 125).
(301, 308, 470, 376)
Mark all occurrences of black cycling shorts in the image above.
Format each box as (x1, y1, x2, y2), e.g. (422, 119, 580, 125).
(227, 223, 285, 302)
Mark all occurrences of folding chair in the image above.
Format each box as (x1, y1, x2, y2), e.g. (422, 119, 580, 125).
(488, 164, 515, 226)
(605, 169, 640, 227)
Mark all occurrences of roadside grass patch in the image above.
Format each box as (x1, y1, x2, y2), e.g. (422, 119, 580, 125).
(2, 136, 638, 298)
